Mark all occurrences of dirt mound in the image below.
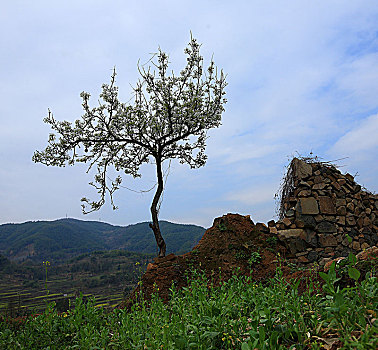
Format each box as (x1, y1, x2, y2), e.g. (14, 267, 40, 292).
(120, 213, 377, 309)
(121, 213, 288, 307)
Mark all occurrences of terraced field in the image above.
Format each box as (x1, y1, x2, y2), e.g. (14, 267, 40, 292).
(0, 250, 152, 315)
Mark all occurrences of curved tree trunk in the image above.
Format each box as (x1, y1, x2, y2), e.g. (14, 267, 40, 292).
(149, 155, 166, 257)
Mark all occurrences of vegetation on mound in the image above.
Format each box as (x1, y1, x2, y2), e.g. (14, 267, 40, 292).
(1, 257, 376, 349)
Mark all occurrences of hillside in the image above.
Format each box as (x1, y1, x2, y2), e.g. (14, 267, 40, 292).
(0, 249, 154, 314)
(0, 219, 205, 263)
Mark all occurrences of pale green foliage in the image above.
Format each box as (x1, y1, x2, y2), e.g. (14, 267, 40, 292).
(33, 36, 227, 213)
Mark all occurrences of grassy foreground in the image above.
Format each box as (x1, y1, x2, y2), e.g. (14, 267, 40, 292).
(0, 260, 377, 349)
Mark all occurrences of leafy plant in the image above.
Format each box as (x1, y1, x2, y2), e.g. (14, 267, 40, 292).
(266, 236, 277, 247)
(248, 251, 261, 265)
(1, 257, 376, 349)
(218, 223, 227, 232)
(234, 251, 249, 260)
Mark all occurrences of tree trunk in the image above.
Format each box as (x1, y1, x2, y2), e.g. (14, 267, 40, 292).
(149, 155, 166, 257)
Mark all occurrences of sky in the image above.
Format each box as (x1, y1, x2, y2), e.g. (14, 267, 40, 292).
(1, 1, 377, 229)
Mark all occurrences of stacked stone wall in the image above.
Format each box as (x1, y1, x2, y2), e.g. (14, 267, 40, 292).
(270, 158, 378, 265)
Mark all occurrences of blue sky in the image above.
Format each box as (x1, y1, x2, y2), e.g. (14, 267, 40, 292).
(1, 1, 377, 228)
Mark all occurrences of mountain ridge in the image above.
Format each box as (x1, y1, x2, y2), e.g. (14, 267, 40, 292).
(0, 218, 205, 263)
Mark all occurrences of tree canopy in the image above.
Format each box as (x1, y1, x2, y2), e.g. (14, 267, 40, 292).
(33, 36, 227, 257)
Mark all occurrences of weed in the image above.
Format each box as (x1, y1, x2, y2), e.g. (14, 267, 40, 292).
(234, 251, 249, 260)
(218, 223, 227, 231)
(248, 251, 262, 266)
(266, 236, 278, 247)
(1, 258, 377, 349)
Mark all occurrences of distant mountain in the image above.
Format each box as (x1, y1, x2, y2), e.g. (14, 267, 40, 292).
(0, 219, 205, 263)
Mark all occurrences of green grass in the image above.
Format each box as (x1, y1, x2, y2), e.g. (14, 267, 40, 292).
(0, 262, 377, 349)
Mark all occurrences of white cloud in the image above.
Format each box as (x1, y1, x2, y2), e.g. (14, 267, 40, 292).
(225, 185, 276, 206)
(331, 114, 378, 154)
(1, 1, 378, 226)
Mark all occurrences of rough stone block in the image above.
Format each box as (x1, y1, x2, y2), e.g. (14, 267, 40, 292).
(332, 181, 341, 191)
(319, 196, 336, 214)
(277, 228, 305, 240)
(293, 158, 312, 179)
(361, 242, 369, 250)
(346, 215, 356, 226)
(316, 221, 337, 233)
(297, 197, 319, 215)
(282, 217, 292, 227)
(313, 183, 326, 190)
(319, 234, 338, 247)
(269, 226, 278, 234)
(307, 250, 318, 262)
(336, 199, 346, 207)
(337, 216, 346, 225)
(300, 215, 317, 228)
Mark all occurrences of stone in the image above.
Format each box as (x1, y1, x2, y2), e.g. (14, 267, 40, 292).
(324, 247, 335, 254)
(286, 209, 295, 217)
(318, 196, 336, 214)
(282, 217, 292, 227)
(299, 215, 316, 228)
(267, 220, 275, 227)
(354, 185, 361, 193)
(324, 257, 345, 271)
(316, 221, 337, 233)
(307, 250, 318, 262)
(277, 228, 306, 240)
(299, 181, 311, 188)
(277, 229, 307, 254)
(332, 181, 341, 191)
(313, 183, 326, 190)
(366, 208, 372, 215)
(293, 158, 312, 179)
(294, 219, 305, 228)
(361, 242, 369, 250)
(255, 222, 269, 233)
(363, 217, 371, 226)
(346, 202, 354, 212)
(269, 227, 278, 234)
(337, 216, 346, 225)
(345, 173, 354, 183)
(296, 251, 307, 257)
(319, 234, 338, 247)
(341, 237, 349, 246)
(297, 256, 309, 263)
(304, 230, 317, 246)
(314, 214, 324, 222)
(337, 178, 346, 186)
(356, 246, 378, 260)
(346, 215, 356, 226)
(319, 257, 332, 267)
(296, 197, 319, 215)
(298, 190, 311, 197)
(336, 206, 346, 215)
(336, 199, 346, 207)
(354, 207, 362, 216)
(352, 241, 361, 250)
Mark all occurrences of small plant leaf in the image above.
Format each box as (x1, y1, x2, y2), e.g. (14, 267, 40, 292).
(348, 267, 360, 281)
